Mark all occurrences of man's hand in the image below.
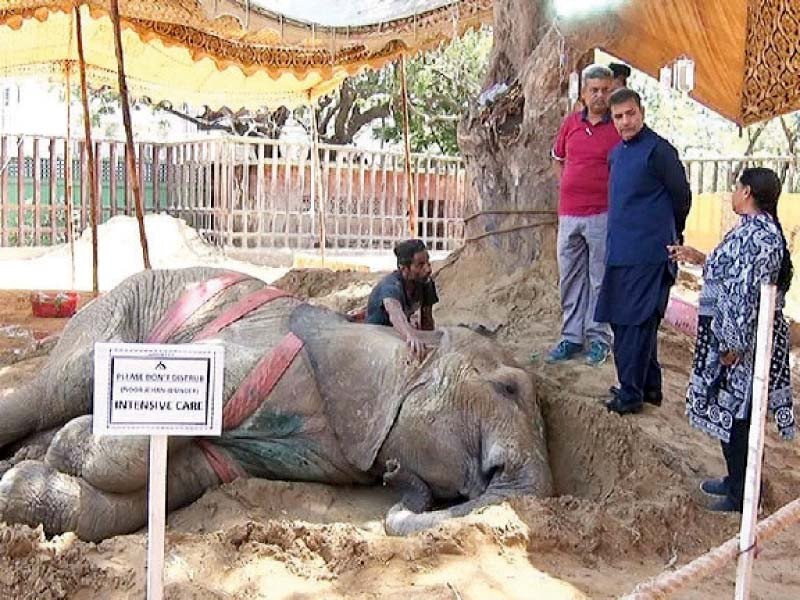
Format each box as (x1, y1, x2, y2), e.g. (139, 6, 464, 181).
(406, 332, 427, 361)
(384, 297, 428, 361)
(667, 244, 706, 266)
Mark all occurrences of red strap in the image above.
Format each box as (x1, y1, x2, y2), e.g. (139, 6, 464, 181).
(194, 287, 293, 341)
(222, 332, 304, 430)
(195, 439, 247, 484)
(146, 272, 250, 343)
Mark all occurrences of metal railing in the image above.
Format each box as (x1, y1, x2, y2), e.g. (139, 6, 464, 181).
(0, 134, 474, 252)
(0, 132, 796, 251)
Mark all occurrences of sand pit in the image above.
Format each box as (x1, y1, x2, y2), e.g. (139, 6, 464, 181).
(0, 254, 799, 599)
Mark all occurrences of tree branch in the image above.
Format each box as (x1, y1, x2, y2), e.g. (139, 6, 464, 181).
(332, 81, 356, 143)
(157, 104, 233, 133)
(346, 102, 392, 139)
(779, 116, 797, 155)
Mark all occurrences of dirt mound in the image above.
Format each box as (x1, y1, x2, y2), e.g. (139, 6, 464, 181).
(0, 526, 107, 600)
(0, 214, 285, 292)
(273, 268, 381, 313)
(434, 248, 560, 342)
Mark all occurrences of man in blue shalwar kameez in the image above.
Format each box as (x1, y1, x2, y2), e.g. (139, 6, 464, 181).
(596, 88, 691, 415)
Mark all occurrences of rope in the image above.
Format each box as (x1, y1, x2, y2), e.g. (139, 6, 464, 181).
(620, 495, 800, 599)
(463, 209, 557, 223)
(463, 220, 557, 243)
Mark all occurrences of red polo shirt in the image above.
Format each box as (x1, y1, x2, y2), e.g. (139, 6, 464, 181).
(552, 109, 620, 216)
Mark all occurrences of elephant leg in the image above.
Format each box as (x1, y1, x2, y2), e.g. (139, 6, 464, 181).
(0, 446, 220, 541)
(0, 340, 98, 449)
(0, 427, 59, 478)
(382, 459, 433, 513)
(44, 415, 193, 494)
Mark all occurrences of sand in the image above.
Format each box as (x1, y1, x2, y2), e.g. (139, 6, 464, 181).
(0, 214, 287, 292)
(0, 249, 799, 599)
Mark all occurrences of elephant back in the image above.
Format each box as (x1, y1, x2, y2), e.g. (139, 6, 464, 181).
(289, 303, 410, 472)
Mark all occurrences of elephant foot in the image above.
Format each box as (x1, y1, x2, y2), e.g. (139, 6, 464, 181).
(0, 460, 147, 542)
(0, 460, 82, 537)
(382, 459, 433, 513)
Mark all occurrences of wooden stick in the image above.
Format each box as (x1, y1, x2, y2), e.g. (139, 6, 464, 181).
(62, 90, 76, 281)
(735, 283, 777, 599)
(0, 136, 7, 246)
(32, 137, 41, 245)
(48, 138, 57, 244)
(311, 110, 325, 265)
(146, 434, 168, 600)
(399, 55, 416, 237)
(75, 8, 99, 295)
(109, 0, 151, 269)
(16, 136, 23, 246)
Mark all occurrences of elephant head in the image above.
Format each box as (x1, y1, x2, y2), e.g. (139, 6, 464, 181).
(376, 327, 552, 534)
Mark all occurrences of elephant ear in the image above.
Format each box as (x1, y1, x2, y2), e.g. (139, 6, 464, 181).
(289, 304, 412, 472)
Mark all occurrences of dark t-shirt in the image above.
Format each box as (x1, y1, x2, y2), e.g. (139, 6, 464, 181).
(365, 270, 439, 326)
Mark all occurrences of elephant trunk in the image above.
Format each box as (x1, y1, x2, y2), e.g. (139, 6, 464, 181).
(385, 441, 550, 536)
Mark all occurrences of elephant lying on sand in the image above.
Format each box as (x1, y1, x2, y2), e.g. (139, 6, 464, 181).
(0, 267, 552, 541)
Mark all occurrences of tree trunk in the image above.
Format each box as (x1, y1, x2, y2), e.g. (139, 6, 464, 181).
(443, 1, 615, 279)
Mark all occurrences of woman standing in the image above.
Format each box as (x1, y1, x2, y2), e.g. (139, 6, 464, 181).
(668, 167, 796, 513)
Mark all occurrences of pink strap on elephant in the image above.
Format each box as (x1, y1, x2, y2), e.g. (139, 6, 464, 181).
(195, 439, 247, 484)
(194, 287, 293, 341)
(146, 272, 250, 343)
(197, 331, 305, 483)
(222, 332, 304, 430)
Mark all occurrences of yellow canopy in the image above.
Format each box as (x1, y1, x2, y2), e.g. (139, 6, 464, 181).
(0, 0, 492, 109)
(603, 0, 800, 126)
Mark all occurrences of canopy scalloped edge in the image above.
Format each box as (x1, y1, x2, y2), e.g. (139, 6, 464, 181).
(0, 60, 345, 110)
(0, 1, 493, 82)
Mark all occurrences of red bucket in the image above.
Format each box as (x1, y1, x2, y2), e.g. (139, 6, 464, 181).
(31, 291, 79, 318)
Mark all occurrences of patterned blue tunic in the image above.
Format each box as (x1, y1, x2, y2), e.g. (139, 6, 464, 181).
(686, 212, 795, 442)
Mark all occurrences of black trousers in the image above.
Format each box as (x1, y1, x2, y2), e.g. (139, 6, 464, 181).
(721, 416, 752, 509)
(611, 312, 662, 405)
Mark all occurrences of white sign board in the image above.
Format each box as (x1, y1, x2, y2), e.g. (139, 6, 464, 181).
(93, 343, 224, 436)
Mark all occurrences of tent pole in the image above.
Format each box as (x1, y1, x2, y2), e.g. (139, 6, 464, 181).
(63, 61, 76, 289)
(75, 9, 100, 296)
(399, 55, 416, 238)
(311, 107, 325, 266)
(110, 0, 151, 270)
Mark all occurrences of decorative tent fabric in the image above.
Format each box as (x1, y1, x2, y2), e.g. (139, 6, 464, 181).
(602, 0, 800, 126)
(0, 0, 492, 109)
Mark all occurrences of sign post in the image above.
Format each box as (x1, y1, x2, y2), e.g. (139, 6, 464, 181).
(93, 343, 224, 600)
(735, 283, 777, 600)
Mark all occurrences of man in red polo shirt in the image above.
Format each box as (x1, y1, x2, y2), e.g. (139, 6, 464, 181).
(547, 64, 621, 366)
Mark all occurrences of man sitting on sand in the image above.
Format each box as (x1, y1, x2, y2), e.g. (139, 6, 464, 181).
(365, 239, 439, 359)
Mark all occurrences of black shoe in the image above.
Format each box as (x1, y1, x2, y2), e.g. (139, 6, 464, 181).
(707, 495, 742, 513)
(609, 386, 662, 407)
(700, 478, 727, 496)
(605, 395, 644, 415)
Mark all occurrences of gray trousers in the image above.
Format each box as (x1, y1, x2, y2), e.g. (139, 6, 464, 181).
(557, 213, 612, 346)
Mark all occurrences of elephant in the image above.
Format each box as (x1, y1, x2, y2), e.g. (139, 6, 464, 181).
(0, 267, 552, 541)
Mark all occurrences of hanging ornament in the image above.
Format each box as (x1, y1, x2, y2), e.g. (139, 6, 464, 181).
(568, 71, 580, 103)
(673, 57, 695, 93)
(659, 65, 672, 89)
